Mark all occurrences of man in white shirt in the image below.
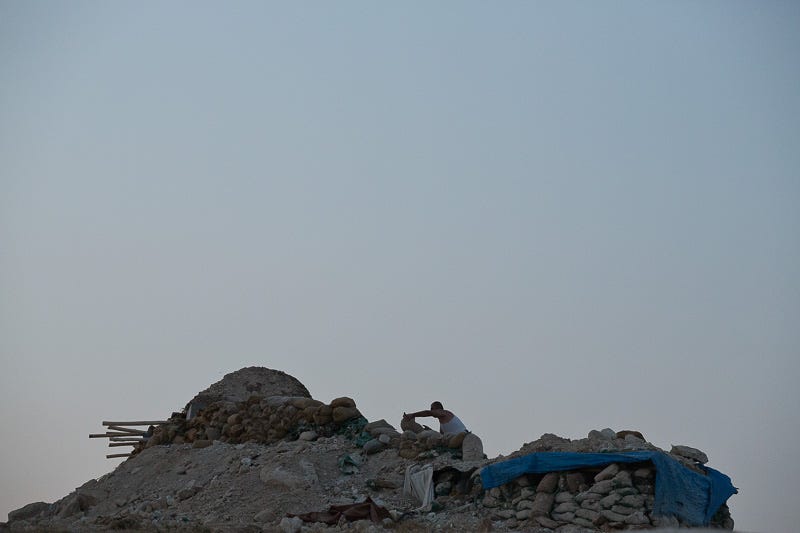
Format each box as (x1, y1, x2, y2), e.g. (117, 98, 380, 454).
(403, 401, 468, 435)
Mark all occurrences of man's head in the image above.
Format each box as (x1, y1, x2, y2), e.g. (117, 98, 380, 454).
(430, 401, 444, 410)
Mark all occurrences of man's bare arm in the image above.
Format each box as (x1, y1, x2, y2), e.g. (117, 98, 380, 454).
(404, 409, 446, 420)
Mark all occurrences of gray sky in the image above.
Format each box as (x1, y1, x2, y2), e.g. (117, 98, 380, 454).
(1, 2, 798, 531)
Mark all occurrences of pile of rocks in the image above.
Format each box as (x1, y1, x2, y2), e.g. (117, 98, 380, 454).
(2, 367, 736, 532)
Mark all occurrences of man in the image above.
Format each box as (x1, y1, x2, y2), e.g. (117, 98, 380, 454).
(403, 401, 468, 434)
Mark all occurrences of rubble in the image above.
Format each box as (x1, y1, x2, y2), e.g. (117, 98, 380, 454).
(1, 367, 736, 532)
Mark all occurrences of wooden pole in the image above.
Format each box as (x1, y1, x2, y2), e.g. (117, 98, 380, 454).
(108, 442, 140, 447)
(90, 432, 141, 439)
(110, 436, 144, 442)
(106, 453, 131, 459)
(102, 421, 169, 427)
(107, 426, 147, 435)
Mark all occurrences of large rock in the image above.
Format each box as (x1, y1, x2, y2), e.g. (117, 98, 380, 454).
(670, 444, 709, 464)
(364, 419, 395, 436)
(462, 433, 484, 461)
(8, 502, 50, 522)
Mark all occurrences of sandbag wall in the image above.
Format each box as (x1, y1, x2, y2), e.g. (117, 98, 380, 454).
(478, 462, 734, 530)
(140, 395, 364, 451)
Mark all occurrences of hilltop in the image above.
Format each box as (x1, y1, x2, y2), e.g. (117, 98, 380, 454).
(2, 367, 735, 532)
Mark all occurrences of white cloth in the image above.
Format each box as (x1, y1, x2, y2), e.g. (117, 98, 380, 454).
(403, 464, 434, 508)
(440, 414, 467, 434)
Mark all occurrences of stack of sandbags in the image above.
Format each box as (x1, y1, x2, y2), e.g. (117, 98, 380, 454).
(141, 395, 363, 451)
(478, 461, 733, 530)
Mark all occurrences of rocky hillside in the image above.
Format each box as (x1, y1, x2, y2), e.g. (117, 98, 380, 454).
(1, 368, 735, 532)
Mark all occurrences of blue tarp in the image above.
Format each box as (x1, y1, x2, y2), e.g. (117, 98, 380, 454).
(479, 451, 737, 526)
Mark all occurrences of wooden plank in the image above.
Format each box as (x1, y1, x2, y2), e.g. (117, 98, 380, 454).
(102, 421, 169, 427)
(110, 437, 144, 442)
(108, 442, 140, 447)
(107, 426, 146, 435)
(90, 432, 141, 438)
(106, 453, 131, 459)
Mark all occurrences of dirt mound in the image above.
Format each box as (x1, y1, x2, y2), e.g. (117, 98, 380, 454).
(188, 367, 311, 408)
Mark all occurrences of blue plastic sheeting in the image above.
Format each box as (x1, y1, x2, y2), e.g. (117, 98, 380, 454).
(479, 451, 737, 526)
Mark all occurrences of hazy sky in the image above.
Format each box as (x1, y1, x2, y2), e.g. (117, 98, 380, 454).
(1, 2, 798, 531)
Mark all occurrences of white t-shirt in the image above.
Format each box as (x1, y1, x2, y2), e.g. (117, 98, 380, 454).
(440, 414, 467, 434)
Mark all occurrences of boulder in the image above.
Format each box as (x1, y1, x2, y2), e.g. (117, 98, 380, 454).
(670, 444, 709, 464)
(364, 419, 395, 435)
(462, 433, 484, 461)
(8, 502, 50, 522)
(615, 429, 644, 440)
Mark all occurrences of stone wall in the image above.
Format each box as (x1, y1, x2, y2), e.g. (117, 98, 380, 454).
(142, 395, 363, 450)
